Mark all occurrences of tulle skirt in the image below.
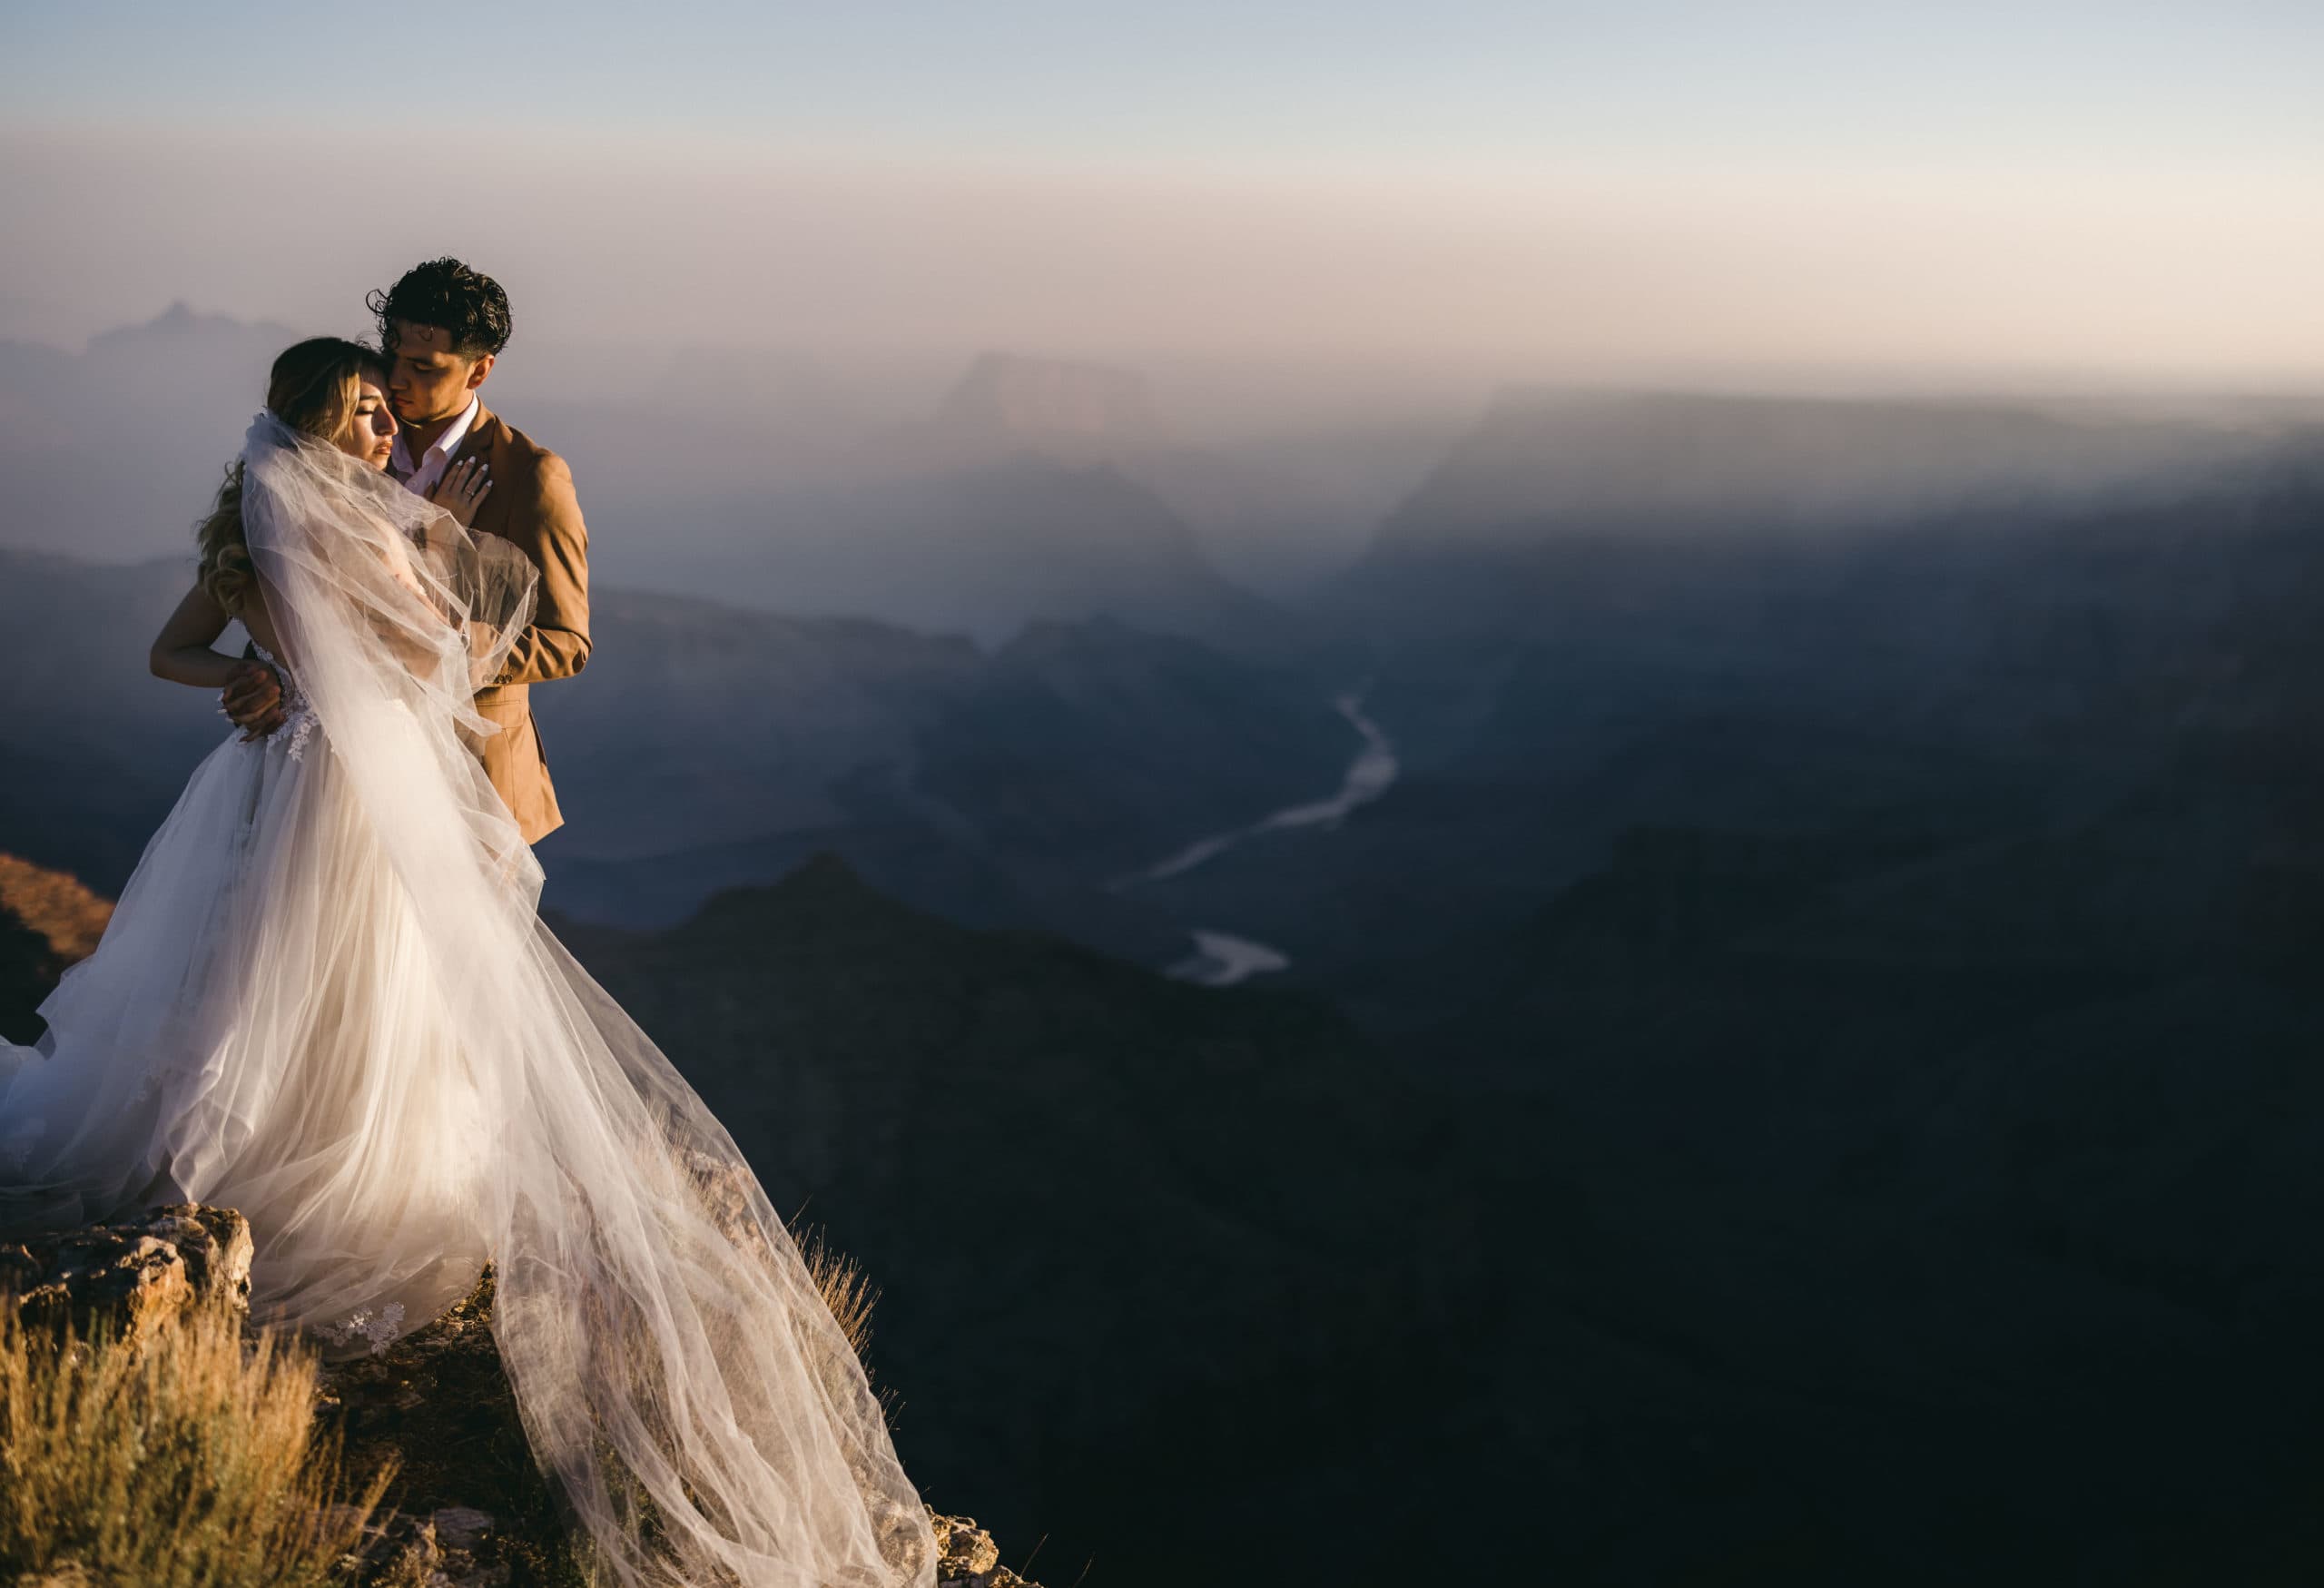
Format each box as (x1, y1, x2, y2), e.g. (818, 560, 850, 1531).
(19, 418, 940, 1586)
(0, 699, 937, 1585)
(0, 713, 489, 1355)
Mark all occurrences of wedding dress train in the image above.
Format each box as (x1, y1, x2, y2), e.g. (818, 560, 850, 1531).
(0, 414, 935, 1588)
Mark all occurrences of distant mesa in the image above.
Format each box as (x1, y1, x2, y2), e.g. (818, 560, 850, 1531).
(86, 300, 298, 359)
(921, 351, 1163, 466)
(1360, 384, 2283, 557)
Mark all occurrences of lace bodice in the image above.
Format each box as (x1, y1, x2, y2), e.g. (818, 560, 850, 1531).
(249, 641, 320, 761)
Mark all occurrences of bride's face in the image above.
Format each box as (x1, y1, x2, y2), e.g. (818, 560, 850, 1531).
(339, 377, 399, 470)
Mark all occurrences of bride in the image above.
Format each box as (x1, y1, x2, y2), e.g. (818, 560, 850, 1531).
(0, 337, 937, 1588)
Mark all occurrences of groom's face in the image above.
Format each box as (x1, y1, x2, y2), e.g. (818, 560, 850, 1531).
(385, 320, 494, 427)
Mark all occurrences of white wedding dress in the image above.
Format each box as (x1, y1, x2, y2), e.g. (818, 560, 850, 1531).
(0, 414, 936, 1588)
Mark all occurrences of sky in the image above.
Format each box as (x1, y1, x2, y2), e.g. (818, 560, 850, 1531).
(4, 0, 2320, 394)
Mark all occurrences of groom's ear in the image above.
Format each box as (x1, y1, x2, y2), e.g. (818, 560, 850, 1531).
(466, 351, 496, 392)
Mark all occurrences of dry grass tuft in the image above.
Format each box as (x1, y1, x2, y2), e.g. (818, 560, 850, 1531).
(0, 1301, 394, 1587)
(793, 1220, 881, 1365)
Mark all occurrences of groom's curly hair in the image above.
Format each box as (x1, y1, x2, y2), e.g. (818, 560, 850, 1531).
(368, 257, 512, 360)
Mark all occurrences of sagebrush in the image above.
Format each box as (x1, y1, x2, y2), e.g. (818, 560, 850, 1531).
(0, 1302, 393, 1587)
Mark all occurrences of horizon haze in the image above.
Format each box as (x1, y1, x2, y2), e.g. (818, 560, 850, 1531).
(4, 1, 2320, 409)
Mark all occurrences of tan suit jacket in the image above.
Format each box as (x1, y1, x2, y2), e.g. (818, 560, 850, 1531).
(443, 401, 592, 843)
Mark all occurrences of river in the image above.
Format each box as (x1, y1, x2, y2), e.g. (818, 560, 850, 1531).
(1117, 689, 1399, 987)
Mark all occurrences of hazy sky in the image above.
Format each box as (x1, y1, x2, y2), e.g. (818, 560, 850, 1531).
(4, 0, 2320, 391)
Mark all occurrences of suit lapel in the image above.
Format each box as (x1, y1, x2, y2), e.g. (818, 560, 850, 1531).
(452, 400, 496, 469)
(452, 401, 508, 539)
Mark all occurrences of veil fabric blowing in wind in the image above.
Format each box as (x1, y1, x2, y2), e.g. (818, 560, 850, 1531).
(0, 414, 938, 1588)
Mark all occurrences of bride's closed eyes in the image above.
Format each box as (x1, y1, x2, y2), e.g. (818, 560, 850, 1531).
(340, 380, 399, 469)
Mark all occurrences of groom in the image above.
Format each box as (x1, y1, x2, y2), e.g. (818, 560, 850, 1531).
(221, 258, 593, 845)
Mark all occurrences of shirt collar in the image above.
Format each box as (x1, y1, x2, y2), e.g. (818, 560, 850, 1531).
(390, 393, 481, 476)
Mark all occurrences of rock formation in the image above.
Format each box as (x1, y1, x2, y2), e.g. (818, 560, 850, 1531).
(2, 1207, 1045, 1587)
(0, 1202, 252, 1344)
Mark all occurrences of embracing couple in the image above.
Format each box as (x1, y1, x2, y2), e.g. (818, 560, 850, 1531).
(211, 257, 586, 846)
(0, 260, 938, 1584)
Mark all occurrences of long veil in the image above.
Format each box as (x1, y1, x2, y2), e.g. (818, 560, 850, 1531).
(239, 414, 936, 1587)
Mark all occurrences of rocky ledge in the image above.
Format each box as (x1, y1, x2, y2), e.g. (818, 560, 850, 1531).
(1, 1203, 1044, 1588)
(0, 1202, 254, 1343)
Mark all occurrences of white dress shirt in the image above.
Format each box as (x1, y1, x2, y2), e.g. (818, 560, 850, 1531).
(389, 394, 480, 499)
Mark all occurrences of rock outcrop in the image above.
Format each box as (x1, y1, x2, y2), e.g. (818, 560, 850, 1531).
(3, 1202, 1045, 1587)
(0, 852, 114, 963)
(0, 1202, 253, 1344)
(318, 1257, 1046, 1585)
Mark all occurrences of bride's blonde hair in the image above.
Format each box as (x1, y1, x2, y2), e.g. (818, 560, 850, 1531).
(195, 337, 386, 614)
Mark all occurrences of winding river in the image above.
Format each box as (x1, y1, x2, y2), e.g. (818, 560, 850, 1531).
(1117, 689, 1400, 987)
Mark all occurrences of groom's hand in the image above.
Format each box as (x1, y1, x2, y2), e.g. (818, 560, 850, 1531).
(222, 659, 287, 740)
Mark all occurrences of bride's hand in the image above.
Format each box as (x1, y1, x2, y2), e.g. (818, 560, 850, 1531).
(427, 456, 493, 527)
(221, 658, 286, 740)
